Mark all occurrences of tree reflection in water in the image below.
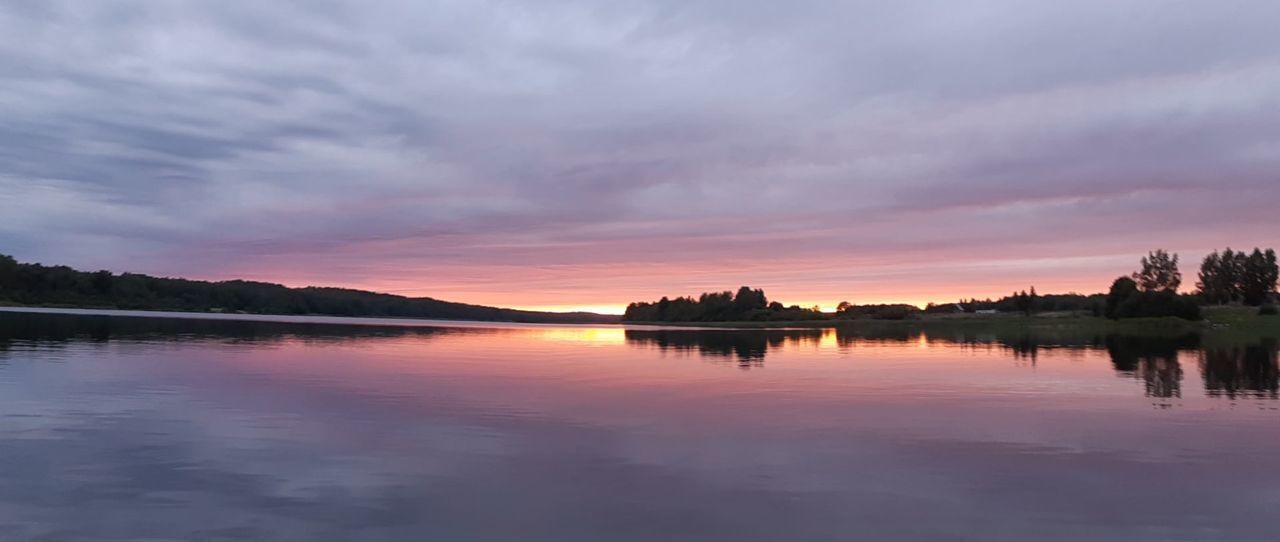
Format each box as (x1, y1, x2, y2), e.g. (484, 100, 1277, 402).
(1104, 335, 1200, 405)
(3, 312, 1277, 403)
(0, 311, 467, 358)
(1200, 339, 1280, 400)
(626, 326, 1279, 403)
(624, 329, 824, 369)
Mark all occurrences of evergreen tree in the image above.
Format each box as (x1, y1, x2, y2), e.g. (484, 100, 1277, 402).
(1009, 287, 1038, 315)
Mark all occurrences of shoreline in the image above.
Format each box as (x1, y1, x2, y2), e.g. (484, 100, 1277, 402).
(2, 305, 1276, 341)
(0, 306, 618, 329)
(626, 307, 1280, 338)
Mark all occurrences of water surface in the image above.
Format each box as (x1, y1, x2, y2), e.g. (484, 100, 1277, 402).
(0, 310, 1277, 541)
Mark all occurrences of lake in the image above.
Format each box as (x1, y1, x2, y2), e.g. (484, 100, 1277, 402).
(0, 309, 1277, 541)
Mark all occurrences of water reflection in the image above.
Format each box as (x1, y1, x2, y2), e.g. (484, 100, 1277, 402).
(1201, 340, 1280, 400)
(2, 311, 1280, 541)
(0, 311, 469, 356)
(624, 325, 1279, 402)
(625, 329, 823, 368)
(1102, 335, 1197, 404)
(2, 312, 1278, 406)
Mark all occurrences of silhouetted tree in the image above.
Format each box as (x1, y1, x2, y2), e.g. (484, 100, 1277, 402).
(1196, 247, 1277, 306)
(91, 270, 114, 295)
(656, 296, 671, 320)
(0, 254, 16, 293)
(1133, 249, 1182, 293)
(625, 287, 822, 322)
(836, 303, 919, 320)
(1197, 249, 1243, 304)
(1105, 277, 1139, 319)
(1240, 248, 1279, 306)
(733, 286, 767, 313)
(1011, 287, 1038, 315)
(1105, 274, 1199, 320)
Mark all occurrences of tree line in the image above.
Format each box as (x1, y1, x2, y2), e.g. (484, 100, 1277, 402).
(1101, 248, 1277, 320)
(3, 246, 1275, 325)
(625, 247, 1277, 323)
(1196, 248, 1279, 306)
(0, 254, 616, 324)
(925, 291, 1106, 315)
(623, 286, 826, 322)
(1101, 249, 1202, 320)
(932, 248, 1276, 322)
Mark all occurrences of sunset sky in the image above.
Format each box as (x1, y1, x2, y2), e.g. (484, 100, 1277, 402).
(2, 1, 1279, 313)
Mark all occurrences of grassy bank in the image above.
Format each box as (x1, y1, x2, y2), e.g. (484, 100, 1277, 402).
(631, 307, 1280, 340)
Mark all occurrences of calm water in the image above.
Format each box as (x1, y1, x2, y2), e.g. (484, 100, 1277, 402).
(0, 311, 1277, 541)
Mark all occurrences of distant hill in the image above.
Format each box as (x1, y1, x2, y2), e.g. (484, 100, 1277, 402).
(0, 254, 618, 324)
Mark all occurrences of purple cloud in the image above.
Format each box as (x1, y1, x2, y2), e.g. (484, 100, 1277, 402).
(1, 0, 1278, 310)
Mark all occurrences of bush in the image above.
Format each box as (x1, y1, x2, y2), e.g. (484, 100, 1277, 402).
(1105, 277, 1139, 319)
(1113, 291, 1202, 321)
(868, 306, 917, 320)
(838, 304, 920, 321)
(1104, 275, 1201, 321)
(1261, 304, 1278, 316)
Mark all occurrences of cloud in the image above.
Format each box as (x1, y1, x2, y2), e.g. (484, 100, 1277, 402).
(1, 0, 1278, 309)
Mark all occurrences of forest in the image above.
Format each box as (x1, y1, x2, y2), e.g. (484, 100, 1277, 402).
(0, 254, 617, 324)
(624, 248, 1278, 323)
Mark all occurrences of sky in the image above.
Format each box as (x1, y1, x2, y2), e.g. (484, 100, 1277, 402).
(2, 1, 1279, 313)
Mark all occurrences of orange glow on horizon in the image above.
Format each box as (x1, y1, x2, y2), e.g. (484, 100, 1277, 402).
(213, 279, 1111, 316)
(187, 247, 1253, 316)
